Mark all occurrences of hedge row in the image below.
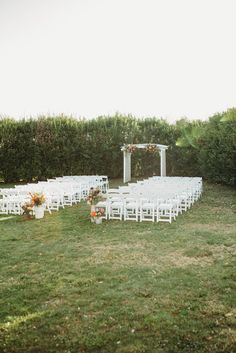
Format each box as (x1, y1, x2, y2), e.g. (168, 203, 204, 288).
(0, 111, 235, 185)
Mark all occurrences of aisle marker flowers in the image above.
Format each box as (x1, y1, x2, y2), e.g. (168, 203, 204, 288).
(90, 208, 105, 218)
(86, 187, 102, 205)
(30, 192, 46, 206)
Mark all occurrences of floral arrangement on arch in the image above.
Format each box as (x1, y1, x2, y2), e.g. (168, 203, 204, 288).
(124, 144, 137, 153)
(145, 144, 158, 153)
(30, 192, 46, 206)
(90, 207, 105, 218)
(86, 187, 102, 205)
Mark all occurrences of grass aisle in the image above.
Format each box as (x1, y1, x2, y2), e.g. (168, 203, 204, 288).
(0, 182, 235, 353)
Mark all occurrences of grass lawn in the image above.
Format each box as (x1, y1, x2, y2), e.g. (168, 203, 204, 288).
(0, 181, 235, 353)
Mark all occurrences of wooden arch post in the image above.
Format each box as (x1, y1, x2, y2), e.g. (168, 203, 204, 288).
(160, 149, 166, 177)
(123, 151, 131, 183)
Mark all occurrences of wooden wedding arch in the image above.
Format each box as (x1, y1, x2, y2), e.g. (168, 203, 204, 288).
(121, 143, 168, 183)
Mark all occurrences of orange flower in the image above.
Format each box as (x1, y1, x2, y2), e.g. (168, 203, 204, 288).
(90, 211, 97, 217)
(29, 192, 46, 206)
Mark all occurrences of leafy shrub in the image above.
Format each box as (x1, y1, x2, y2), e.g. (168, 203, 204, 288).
(0, 110, 235, 185)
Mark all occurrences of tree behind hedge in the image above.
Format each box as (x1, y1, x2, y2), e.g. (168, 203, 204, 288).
(198, 112, 236, 185)
(175, 110, 236, 186)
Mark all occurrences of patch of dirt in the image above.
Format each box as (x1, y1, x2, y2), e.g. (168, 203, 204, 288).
(44, 298, 65, 308)
(85, 243, 215, 269)
(201, 299, 227, 315)
(161, 250, 214, 268)
(186, 222, 235, 232)
(82, 240, 235, 270)
(89, 246, 155, 268)
(210, 244, 236, 258)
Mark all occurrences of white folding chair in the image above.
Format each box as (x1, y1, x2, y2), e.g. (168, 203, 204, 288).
(124, 196, 139, 221)
(108, 195, 124, 220)
(140, 197, 155, 222)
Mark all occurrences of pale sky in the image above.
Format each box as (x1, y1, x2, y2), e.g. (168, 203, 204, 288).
(0, 0, 235, 122)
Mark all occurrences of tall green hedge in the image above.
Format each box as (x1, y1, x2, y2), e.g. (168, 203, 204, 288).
(198, 113, 236, 185)
(0, 112, 235, 185)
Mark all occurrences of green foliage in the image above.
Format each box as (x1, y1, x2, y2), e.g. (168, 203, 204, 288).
(198, 112, 236, 185)
(221, 107, 236, 122)
(0, 109, 235, 185)
(175, 109, 236, 185)
(176, 120, 206, 149)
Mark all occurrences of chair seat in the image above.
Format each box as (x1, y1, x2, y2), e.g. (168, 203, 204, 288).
(142, 203, 155, 208)
(111, 202, 123, 207)
(159, 203, 173, 210)
(96, 201, 107, 207)
(126, 202, 137, 208)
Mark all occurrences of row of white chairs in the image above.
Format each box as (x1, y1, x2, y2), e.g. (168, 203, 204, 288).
(95, 177, 202, 223)
(0, 175, 108, 215)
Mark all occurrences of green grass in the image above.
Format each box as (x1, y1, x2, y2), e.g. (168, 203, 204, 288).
(0, 181, 235, 353)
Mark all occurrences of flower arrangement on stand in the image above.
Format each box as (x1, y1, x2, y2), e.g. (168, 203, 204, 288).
(86, 187, 102, 206)
(123, 144, 137, 153)
(145, 144, 158, 153)
(22, 202, 34, 219)
(87, 187, 103, 223)
(30, 192, 46, 219)
(90, 207, 105, 224)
